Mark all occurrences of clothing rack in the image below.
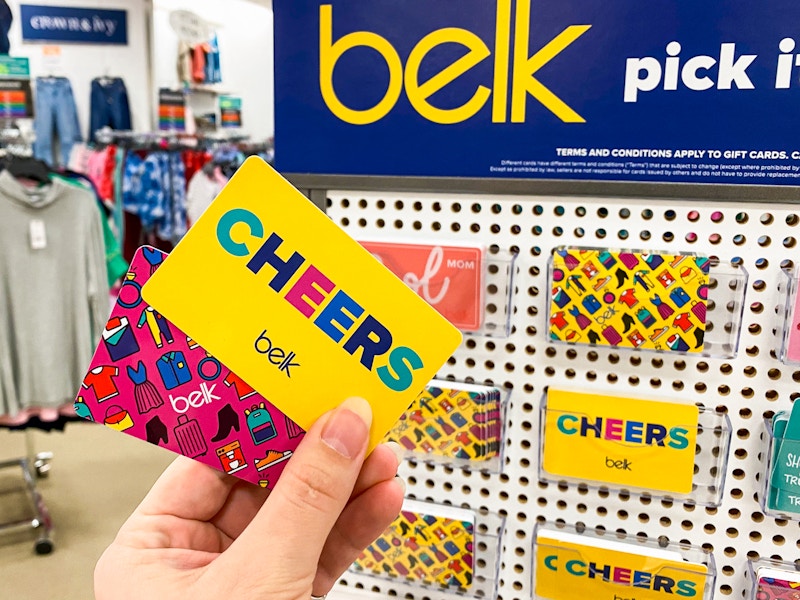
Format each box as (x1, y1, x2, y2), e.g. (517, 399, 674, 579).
(93, 127, 258, 152)
(0, 126, 56, 554)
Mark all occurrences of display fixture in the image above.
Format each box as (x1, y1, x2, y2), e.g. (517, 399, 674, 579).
(383, 379, 508, 474)
(547, 247, 747, 358)
(745, 557, 800, 600)
(759, 408, 800, 520)
(538, 388, 731, 506)
(358, 239, 517, 338)
(350, 498, 504, 599)
(776, 267, 800, 365)
(533, 522, 717, 600)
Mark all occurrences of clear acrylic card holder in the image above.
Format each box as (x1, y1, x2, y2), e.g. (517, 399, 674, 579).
(547, 246, 747, 358)
(348, 498, 504, 599)
(383, 379, 510, 474)
(745, 557, 800, 600)
(538, 388, 732, 507)
(776, 266, 800, 364)
(758, 414, 800, 521)
(533, 521, 717, 600)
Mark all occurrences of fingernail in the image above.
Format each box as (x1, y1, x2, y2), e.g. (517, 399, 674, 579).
(385, 441, 404, 468)
(394, 475, 406, 494)
(321, 397, 372, 459)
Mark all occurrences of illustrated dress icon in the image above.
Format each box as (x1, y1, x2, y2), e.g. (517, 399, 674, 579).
(126, 361, 164, 414)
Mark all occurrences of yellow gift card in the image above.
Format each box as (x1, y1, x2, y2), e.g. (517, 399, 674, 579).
(541, 389, 699, 494)
(142, 157, 462, 450)
(535, 532, 708, 600)
(549, 247, 710, 352)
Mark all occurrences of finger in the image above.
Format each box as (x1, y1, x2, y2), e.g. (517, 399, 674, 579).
(135, 456, 236, 522)
(313, 477, 405, 593)
(116, 456, 239, 552)
(350, 442, 402, 500)
(208, 396, 372, 594)
(210, 479, 271, 548)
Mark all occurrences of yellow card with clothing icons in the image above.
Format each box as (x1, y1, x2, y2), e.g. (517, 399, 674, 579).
(535, 530, 709, 600)
(541, 389, 699, 494)
(142, 157, 462, 450)
(549, 247, 710, 352)
(354, 499, 476, 590)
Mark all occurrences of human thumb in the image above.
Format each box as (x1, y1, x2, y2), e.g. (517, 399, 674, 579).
(210, 397, 372, 597)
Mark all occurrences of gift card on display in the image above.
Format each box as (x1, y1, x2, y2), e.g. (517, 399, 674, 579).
(383, 380, 502, 462)
(767, 406, 800, 514)
(142, 157, 462, 450)
(358, 240, 484, 331)
(549, 248, 710, 352)
(535, 529, 708, 600)
(353, 499, 476, 590)
(541, 389, 699, 494)
(75, 247, 305, 488)
(755, 567, 800, 600)
(784, 273, 800, 363)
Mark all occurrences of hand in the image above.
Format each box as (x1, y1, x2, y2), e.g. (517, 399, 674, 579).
(94, 397, 405, 600)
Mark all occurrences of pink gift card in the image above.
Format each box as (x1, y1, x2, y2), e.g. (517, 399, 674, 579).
(359, 241, 484, 331)
(75, 246, 305, 488)
(786, 278, 800, 363)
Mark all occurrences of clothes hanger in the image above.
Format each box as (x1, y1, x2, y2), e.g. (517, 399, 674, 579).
(4, 155, 53, 185)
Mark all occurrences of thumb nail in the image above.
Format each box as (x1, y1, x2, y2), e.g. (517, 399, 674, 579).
(321, 397, 372, 459)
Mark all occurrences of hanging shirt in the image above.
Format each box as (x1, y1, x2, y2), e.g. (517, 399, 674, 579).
(186, 169, 224, 226)
(0, 172, 109, 416)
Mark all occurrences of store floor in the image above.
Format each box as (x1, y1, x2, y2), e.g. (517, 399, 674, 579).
(0, 422, 174, 599)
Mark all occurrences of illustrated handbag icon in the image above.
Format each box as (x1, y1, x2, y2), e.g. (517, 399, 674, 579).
(102, 316, 139, 361)
(246, 404, 277, 445)
(104, 405, 133, 431)
(174, 414, 207, 458)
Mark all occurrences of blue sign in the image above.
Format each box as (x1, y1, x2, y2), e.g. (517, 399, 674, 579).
(275, 1, 800, 185)
(20, 5, 127, 45)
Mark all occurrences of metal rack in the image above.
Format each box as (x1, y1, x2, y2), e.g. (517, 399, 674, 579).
(0, 432, 54, 555)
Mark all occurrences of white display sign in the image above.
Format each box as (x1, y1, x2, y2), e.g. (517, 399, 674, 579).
(168, 10, 210, 44)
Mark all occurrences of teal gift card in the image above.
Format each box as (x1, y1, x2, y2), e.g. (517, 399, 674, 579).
(768, 408, 800, 513)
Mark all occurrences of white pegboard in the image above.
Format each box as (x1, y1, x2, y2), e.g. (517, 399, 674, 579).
(328, 191, 800, 600)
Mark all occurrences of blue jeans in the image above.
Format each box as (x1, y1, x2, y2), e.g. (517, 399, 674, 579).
(89, 77, 132, 141)
(33, 77, 82, 167)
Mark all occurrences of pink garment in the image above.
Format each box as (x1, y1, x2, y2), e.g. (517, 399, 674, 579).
(0, 404, 76, 426)
(68, 143, 93, 174)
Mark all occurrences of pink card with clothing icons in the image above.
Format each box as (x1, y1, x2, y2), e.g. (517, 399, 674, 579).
(75, 246, 305, 488)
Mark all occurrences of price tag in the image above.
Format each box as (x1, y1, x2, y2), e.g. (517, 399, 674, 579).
(29, 219, 47, 250)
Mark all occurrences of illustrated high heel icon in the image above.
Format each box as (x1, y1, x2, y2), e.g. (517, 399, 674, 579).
(621, 313, 636, 333)
(211, 404, 240, 442)
(615, 267, 629, 288)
